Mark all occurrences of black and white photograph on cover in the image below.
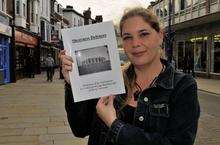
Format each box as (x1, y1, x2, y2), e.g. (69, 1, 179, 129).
(75, 45, 112, 75)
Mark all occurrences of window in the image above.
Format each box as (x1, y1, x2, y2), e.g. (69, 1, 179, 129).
(177, 42, 184, 70)
(193, 0, 199, 5)
(164, 5, 168, 16)
(160, 8, 163, 17)
(36, 14, 38, 24)
(180, 0, 185, 10)
(16, 0, 20, 14)
(156, 9, 160, 16)
(46, 1, 48, 17)
(74, 18, 76, 26)
(2, 0, 5, 11)
(211, 35, 220, 73)
(194, 37, 207, 72)
(41, 21, 45, 41)
(175, 0, 180, 13)
(23, 3, 26, 17)
(31, 1, 34, 22)
(186, 0, 192, 7)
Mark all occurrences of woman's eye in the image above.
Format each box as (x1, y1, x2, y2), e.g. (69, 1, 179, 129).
(140, 32, 149, 37)
(122, 36, 132, 40)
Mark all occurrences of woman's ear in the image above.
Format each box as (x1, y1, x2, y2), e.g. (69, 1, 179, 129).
(159, 29, 164, 40)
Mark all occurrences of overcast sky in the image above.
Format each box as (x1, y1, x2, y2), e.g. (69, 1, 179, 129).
(57, 0, 151, 23)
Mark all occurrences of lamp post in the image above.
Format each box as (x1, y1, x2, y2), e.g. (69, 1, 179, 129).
(165, 0, 173, 63)
(10, 0, 16, 82)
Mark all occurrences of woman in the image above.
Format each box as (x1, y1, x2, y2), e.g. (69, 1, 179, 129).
(60, 7, 200, 145)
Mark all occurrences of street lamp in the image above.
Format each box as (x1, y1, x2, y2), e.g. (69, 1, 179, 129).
(165, 0, 174, 63)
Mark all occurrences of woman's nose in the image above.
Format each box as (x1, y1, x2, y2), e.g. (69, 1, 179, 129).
(132, 37, 141, 48)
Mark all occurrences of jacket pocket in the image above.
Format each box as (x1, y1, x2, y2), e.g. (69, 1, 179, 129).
(148, 103, 169, 133)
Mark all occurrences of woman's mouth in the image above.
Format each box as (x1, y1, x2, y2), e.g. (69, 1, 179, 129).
(132, 51, 146, 57)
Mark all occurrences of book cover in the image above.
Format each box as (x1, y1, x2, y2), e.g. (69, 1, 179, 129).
(61, 21, 125, 102)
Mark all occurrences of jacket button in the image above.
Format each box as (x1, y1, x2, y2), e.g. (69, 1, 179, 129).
(139, 116, 144, 121)
(144, 97, 148, 102)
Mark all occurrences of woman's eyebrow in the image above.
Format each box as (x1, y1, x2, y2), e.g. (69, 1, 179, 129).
(138, 29, 149, 33)
(122, 32, 131, 37)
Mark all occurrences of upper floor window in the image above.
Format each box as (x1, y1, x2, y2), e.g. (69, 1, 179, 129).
(180, 0, 185, 10)
(1, 0, 6, 11)
(23, 3, 26, 17)
(193, 0, 199, 5)
(156, 8, 160, 17)
(186, 0, 192, 7)
(36, 14, 38, 24)
(16, 0, 20, 14)
(164, 5, 168, 16)
(31, 1, 34, 22)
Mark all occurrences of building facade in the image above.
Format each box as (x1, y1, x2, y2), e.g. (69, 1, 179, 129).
(13, 0, 40, 80)
(0, 0, 12, 84)
(63, 5, 85, 28)
(150, 0, 220, 78)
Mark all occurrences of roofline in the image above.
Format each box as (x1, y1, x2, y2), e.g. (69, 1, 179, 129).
(63, 8, 84, 18)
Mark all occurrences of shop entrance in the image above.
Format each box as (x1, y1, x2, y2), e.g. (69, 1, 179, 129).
(0, 37, 10, 84)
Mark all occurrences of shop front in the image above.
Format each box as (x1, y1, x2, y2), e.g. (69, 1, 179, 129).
(174, 22, 220, 79)
(15, 29, 39, 79)
(0, 22, 12, 84)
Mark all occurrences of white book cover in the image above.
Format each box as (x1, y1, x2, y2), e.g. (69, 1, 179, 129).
(61, 21, 125, 102)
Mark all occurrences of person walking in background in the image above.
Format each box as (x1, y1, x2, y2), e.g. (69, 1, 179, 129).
(60, 7, 200, 145)
(26, 53, 35, 78)
(45, 53, 55, 82)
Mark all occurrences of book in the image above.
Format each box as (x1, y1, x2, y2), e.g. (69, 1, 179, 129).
(61, 21, 125, 102)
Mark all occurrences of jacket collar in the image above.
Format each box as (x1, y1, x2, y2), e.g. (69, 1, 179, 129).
(154, 59, 175, 90)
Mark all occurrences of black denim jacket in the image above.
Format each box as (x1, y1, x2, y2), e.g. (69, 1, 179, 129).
(64, 60, 200, 145)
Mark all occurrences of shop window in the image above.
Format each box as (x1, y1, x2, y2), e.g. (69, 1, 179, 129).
(194, 37, 207, 72)
(177, 42, 184, 70)
(0, 47, 3, 69)
(213, 35, 220, 73)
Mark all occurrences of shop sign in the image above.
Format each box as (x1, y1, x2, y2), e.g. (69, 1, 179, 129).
(0, 22, 12, 37)
(15, 30, 38, 46)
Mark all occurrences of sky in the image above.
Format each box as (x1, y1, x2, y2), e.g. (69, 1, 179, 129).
(57, 0, 151, 23)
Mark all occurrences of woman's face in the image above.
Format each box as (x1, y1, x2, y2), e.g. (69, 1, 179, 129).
(121, 16, 163, 67)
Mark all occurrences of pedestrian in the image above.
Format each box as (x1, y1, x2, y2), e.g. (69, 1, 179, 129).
(26, 53, 35, 78)
(45, 53, 55, 82)
(60, 7, 200, 145)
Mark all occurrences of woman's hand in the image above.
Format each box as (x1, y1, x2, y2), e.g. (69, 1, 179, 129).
(96, 95, 117, 127)
(59, 50, 73, 84)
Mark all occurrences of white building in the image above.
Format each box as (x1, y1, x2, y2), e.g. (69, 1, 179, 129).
(63, 5, 84, 28)
(15, 0, 27, 28)
(29, 0, 40, 33)
(14, 0, 40, 33)
(40, 0, 51, 42)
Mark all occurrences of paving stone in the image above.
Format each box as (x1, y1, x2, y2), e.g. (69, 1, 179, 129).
(23, 127, 47, 135)
(47, 126, 72, 134)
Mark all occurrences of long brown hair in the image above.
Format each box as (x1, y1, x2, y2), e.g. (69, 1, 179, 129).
(120, 7, 161, 108)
